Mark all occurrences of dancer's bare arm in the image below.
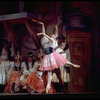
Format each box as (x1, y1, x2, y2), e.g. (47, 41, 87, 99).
(37, 21, 53, 42)
(54, 24, 58, 37)
(37, 21, 45, 34)
(37, 32, 53, 42)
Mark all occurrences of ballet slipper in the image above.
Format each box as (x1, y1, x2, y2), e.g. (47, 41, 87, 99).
(74, 65, 80, 68)
(46, 86, 51, 94)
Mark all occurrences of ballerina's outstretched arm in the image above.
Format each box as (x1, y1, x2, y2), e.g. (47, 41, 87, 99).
(37, 21, 53, 42)
(37, 21, 45, 34)
(53, 24, 58, 37)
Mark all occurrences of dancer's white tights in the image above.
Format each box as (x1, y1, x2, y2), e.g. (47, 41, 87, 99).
(46, 71, 52, 93)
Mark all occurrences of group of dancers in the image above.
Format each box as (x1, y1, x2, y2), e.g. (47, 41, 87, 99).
(0, 20, 80, 94)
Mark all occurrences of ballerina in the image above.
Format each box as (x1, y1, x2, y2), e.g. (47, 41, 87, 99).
(37, 21, 80, 93)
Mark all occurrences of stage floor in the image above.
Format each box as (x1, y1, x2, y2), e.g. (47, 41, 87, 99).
(0, 92, 100, 99)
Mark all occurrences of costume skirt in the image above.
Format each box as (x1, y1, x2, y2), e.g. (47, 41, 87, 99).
(39, 51, 67, 71)
(24, 72, 45, 93)
(24, 71, 56, 93)
(4, 71, 21, 93)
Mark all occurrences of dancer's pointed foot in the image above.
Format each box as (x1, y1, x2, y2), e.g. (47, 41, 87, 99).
(46, 86, 51, 94)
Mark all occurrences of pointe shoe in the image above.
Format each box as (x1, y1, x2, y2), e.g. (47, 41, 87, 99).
(46, 86, 51, 94)
(74, 65, 80, 68)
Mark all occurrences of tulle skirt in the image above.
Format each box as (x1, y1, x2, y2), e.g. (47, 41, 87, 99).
(4, 71, 21, 93)
(24, 71, 56, 93)
(39, 51, 67, 71)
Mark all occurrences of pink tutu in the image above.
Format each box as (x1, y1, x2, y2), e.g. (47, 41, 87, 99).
(39, 51, 67, 71)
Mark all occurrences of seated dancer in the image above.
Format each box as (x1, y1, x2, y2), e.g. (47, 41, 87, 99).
(37, 22, 80, 93)
(20, 52, 35, 87)
(23, 49, 56, 93)
(4, 51, 24, 93)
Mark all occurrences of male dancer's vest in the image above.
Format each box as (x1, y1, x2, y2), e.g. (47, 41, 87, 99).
(25, 61, 35, 70)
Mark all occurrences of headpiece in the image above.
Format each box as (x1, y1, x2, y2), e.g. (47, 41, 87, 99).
(26, 52, 34, 57)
